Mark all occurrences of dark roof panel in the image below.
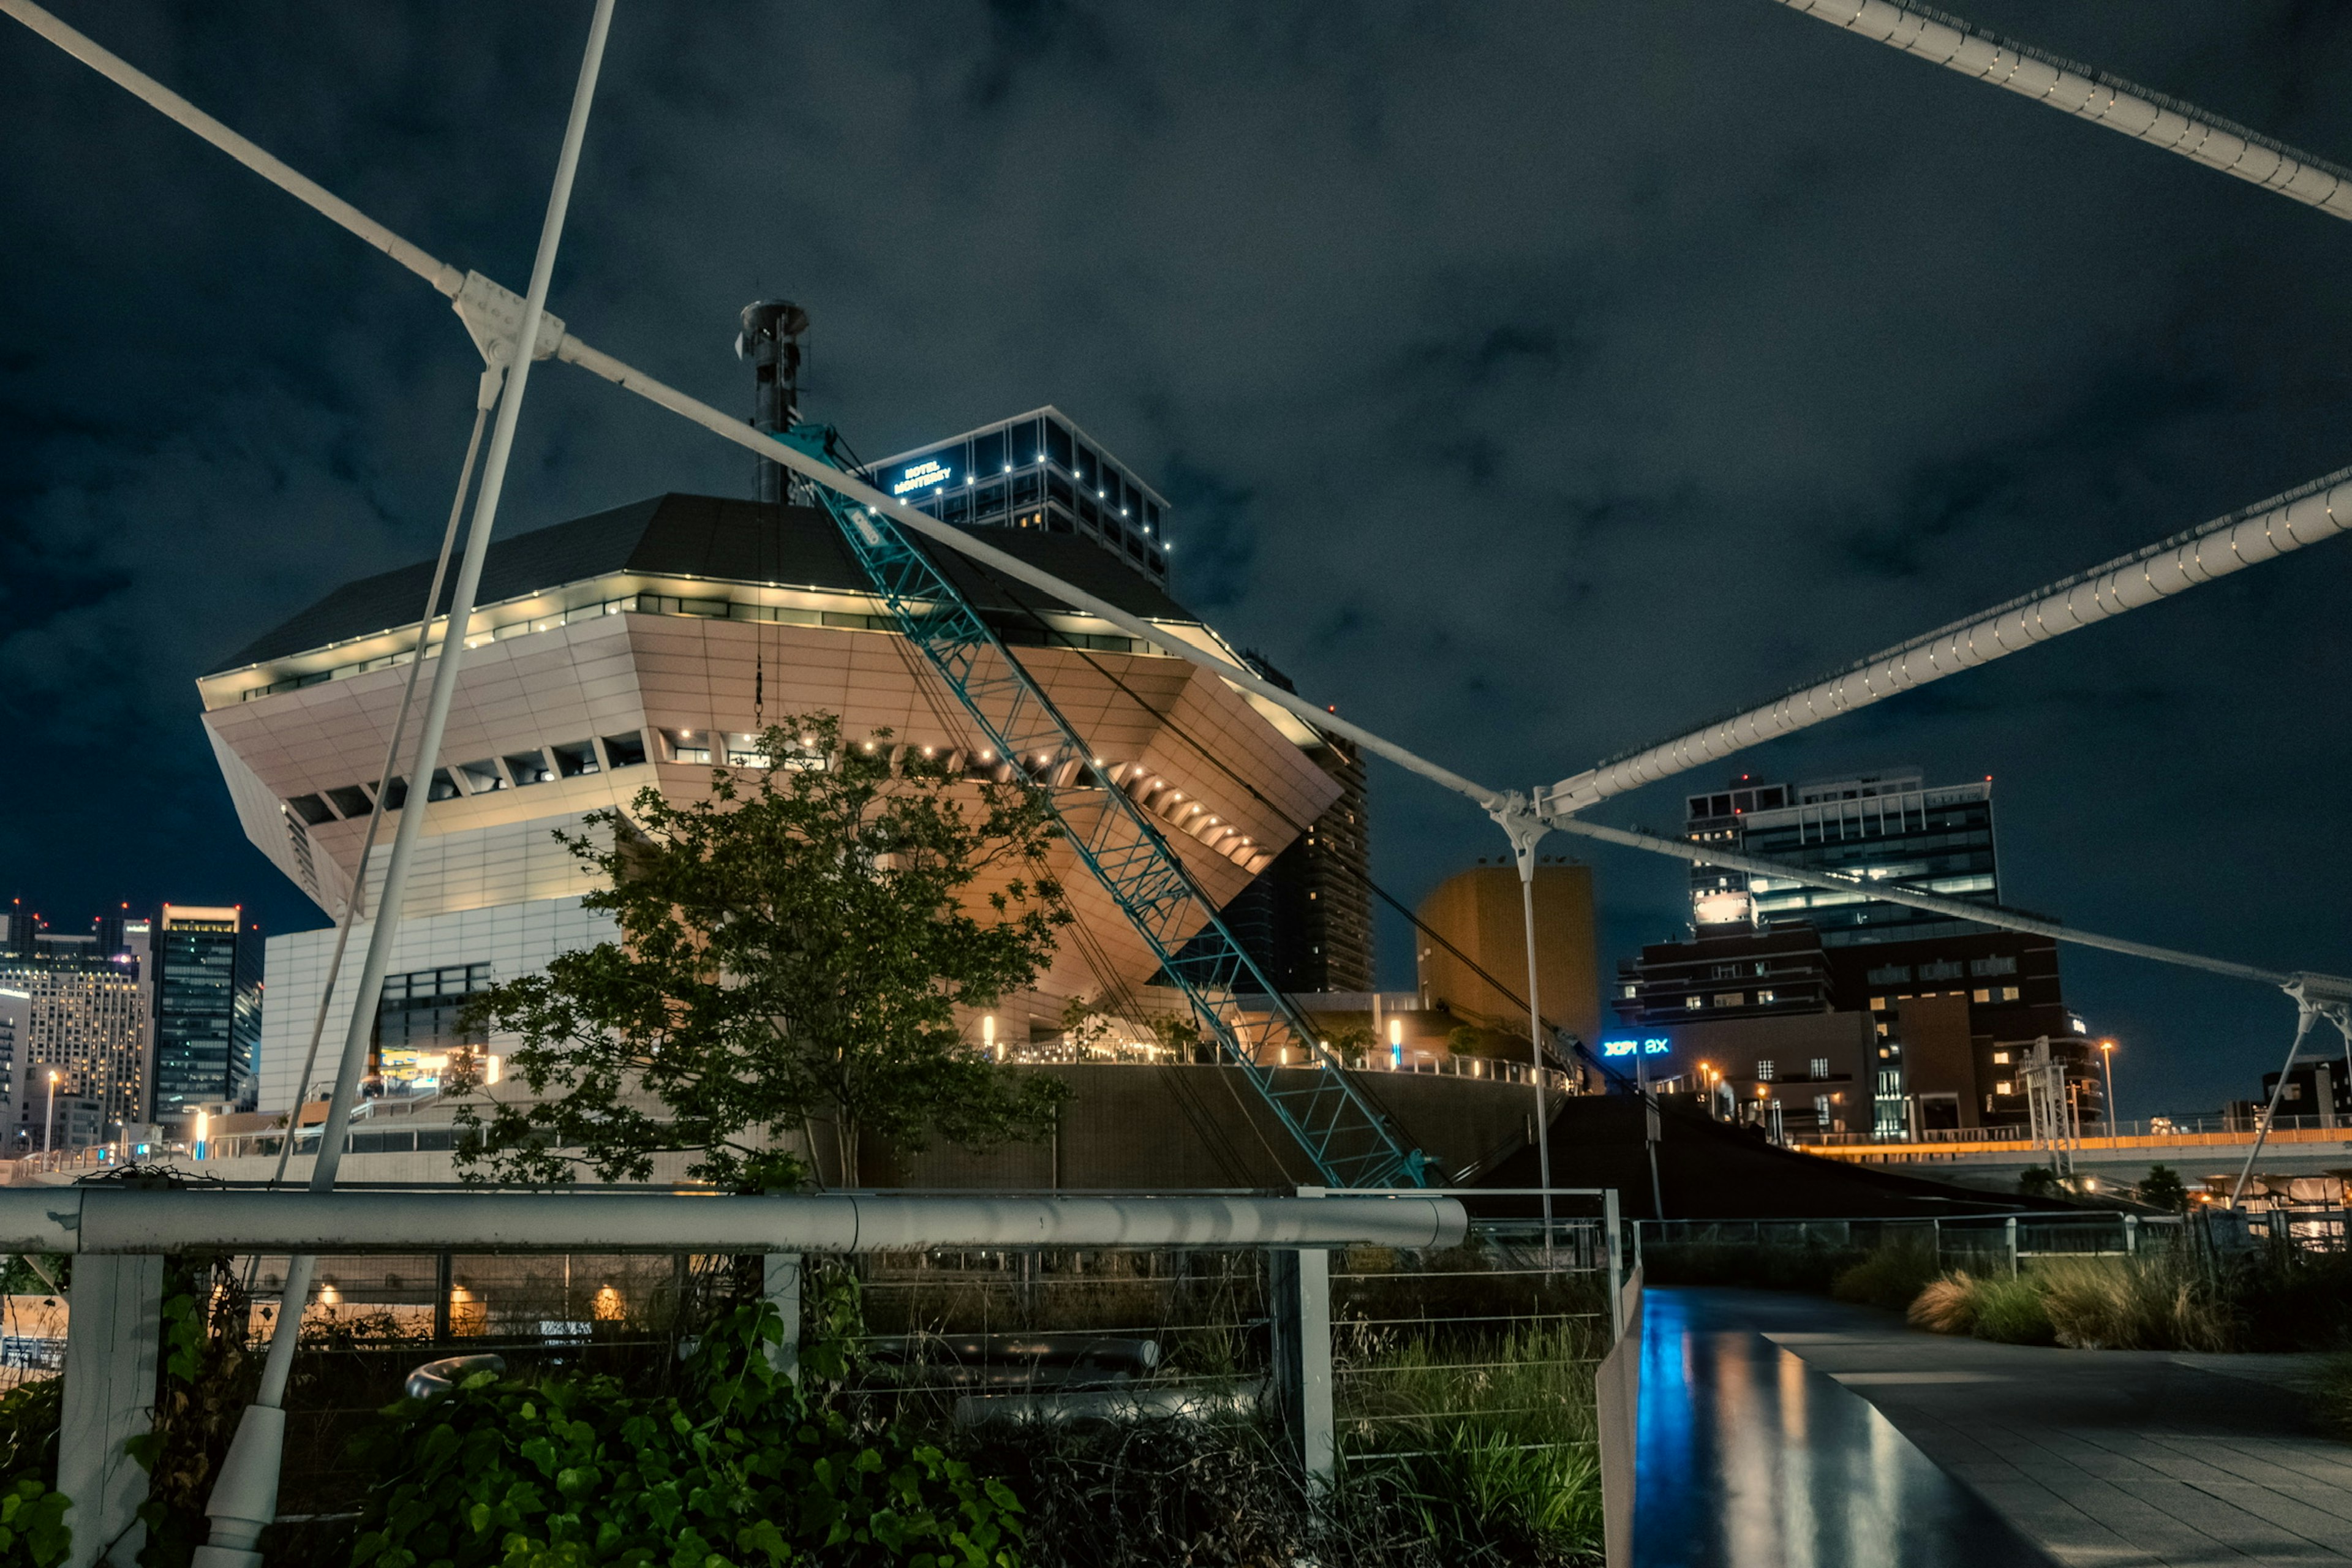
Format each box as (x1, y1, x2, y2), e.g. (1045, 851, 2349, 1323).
(217, 494, 1197, 671)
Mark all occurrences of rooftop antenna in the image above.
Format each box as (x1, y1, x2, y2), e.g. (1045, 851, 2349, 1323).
(736, 299, 808, 504)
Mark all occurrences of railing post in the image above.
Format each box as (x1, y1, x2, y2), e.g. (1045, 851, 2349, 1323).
(59, 1253, 165, 1567)
(764, 1253, 801, 1379)
(1268, 1244, 1333, 1485)
(2005, 1215, 2019, 1278)
(1604, 1189, 1626, 1343)
(2124, 1215, 2139, 1257)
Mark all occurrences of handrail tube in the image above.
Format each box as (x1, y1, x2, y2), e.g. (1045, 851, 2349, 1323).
(0, 1191, 1466, 1257)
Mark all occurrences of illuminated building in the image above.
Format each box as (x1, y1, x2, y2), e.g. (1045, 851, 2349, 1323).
(151, 905, 264, 1117)
(200, 492, 1346, 1116)
(871, 407, 1170, 584)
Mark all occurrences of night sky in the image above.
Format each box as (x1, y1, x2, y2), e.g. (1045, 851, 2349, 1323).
(4, 1, 2349, 1120)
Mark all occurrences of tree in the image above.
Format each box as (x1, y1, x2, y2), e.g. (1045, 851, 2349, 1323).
(2138, 1164, 2190, 1213)
(453, 714, 1071, 1191)
(2018, 1164, 2065, 1199)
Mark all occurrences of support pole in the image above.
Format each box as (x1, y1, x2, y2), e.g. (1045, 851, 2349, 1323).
(1268, 1242, 1333, 1485)
(58, 1254, 164, 1568)
(194, 5, 616, 1562)
(1495, 798, 1556, 1254)
(2232, 999, 2321, 1207)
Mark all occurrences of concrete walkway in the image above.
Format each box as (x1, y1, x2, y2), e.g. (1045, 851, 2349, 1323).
(1638, 1287, 2058, 1566)
(1656, 1286, 2352, 1567)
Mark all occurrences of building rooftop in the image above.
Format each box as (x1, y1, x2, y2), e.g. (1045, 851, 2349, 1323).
(216, 492, 1202, 674)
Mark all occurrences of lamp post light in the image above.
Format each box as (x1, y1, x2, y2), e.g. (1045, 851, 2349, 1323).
(2098, 1039, 2118, 1137)
(195, 1108, 210, 1163)
(43, 1070, 59, 1164)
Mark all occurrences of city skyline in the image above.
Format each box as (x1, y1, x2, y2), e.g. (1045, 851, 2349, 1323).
(3, 2, 2348, 1120)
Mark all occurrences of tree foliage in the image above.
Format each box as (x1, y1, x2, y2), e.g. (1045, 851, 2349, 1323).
(455, 715, 1071, 1191)
(2137, 1164, 2190, 1213)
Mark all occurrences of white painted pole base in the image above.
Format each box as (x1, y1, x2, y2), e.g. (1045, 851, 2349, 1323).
(191, 1404, 284, 1568)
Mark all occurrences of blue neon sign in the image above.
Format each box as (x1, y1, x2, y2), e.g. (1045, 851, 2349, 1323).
(1600, 1038, 1672, 1058)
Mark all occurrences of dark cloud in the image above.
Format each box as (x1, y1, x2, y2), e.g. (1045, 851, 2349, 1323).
(2, 0, 2348, 1114)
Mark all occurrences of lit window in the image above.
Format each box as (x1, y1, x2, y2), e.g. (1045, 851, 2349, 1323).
(600, 732, 648, 769)
(1809, 1058, 1830, 1078)
(503, 750, 554, 786)
(1992, 1050, 2010, 1065)
(1713, 993, 1744, 1008)
(1685, 996, 1704, 1010)
(1756, 989, 1777, 1005)
(1869, 997, 1887, 1011)
(2001, 986, 2021, 1001)
(1621, 984, 1638, 999)
(1995, 1080, 2015, 1096)
(1972, 989, 1991, 1003)
(1755, 1059, 1776, 1082)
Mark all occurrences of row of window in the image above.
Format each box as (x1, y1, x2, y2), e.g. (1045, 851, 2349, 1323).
(244, 588, 1167, 704)
(1865, 955, 2018, 986)
(1680, 989, 1782, 1010)
(285, 732, 649, 827)
(885, 417, 1164, 532)
(1752, 1058, 1836, 1082)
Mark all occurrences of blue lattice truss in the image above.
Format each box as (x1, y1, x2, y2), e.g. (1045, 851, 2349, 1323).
(784, 425, 1426, 1189)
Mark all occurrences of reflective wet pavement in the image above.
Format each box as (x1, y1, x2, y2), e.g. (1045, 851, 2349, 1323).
(1638, 1287, 2059, 1566)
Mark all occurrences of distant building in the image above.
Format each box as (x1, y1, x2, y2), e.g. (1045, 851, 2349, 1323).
(2262, 1061, 2349, 1126)
(0, 987, 23, 1148)
(1202, 656, 1374, 995)
(151, 905, 265, 1118)
(1618, 769, 2095, 1136)
(1599, 1011, 1877, 1140)
(0, 929, 147, 1136)
(1416, 862, 1602, 1050)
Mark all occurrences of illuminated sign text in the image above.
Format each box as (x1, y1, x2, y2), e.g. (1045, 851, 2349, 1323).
(892, 459, 953, 496)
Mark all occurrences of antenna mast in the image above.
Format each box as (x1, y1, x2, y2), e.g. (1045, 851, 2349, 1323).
(736, 299, 809, 503)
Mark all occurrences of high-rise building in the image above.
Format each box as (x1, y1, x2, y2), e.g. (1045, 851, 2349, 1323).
(1199, 655, 1374, 997)
(871, 407, 1172, 586)
(0, 986, 24, 1148)
(0, 931, 147, 1134)
(1684, 769, 1998, 944)
(150, 905, 264, 1118)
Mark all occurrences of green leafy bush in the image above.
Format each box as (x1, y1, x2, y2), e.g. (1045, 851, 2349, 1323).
(0, 1378, 67, 1568)
(0, 1477, 69, 1568)
(350, 1303, 1023, 1567)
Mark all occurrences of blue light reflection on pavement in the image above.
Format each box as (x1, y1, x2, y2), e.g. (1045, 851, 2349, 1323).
(1637, 1288, 2055, 1567)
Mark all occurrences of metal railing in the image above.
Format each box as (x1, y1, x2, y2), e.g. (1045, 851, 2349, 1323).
(1798, 1112, 2352, 1150)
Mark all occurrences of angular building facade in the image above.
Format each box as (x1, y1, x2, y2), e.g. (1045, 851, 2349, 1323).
(200, 494, 1348, 1115)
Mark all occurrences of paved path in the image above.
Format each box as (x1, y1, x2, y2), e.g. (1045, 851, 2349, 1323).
(1651, 1286, 2352, 1567)
(1638, 1287, 2057, 1566)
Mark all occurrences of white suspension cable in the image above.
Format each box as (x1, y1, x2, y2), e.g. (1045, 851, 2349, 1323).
(1542, 462, 2352, 816)
(197, 4, 617, 1560)
(1771, 0, 2352, 222)
(0, 0, 466, 293)
(258, 375, 497, 1196)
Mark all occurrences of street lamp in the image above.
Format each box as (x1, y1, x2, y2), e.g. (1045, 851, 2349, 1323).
(2098, 1039, 2118, 1137)
(43, 1071, 59, 1165)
